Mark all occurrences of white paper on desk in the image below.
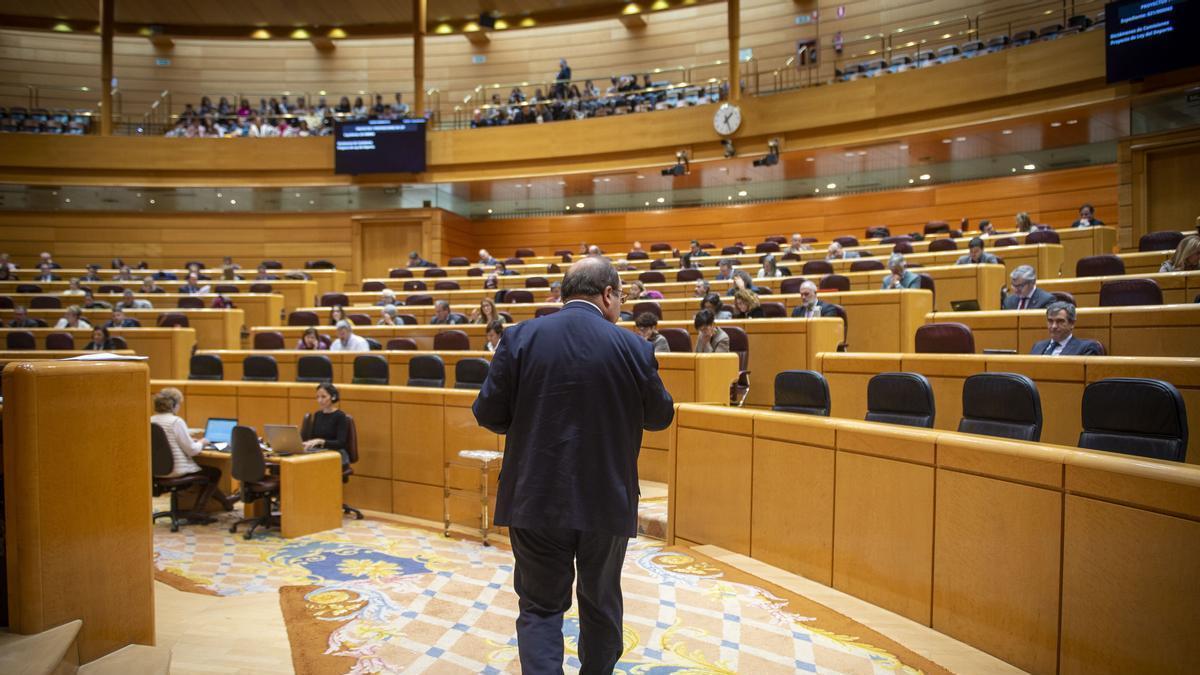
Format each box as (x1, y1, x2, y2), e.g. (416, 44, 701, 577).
(62, 352, 149, 361)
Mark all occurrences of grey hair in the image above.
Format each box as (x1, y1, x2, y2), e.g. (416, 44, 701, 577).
(1010, 264, 1037, 283)
(381, 288, 395, 296)
(1045, 301, 1076, 322)
(800, 280, 818, 292)
(382, 304, 397, 316)
(561, 256, 620, 298)
(695, 279, 711, 291)
(888, 253, 906, 269)
(434, 299, 450, 311)
(732, 269, 754, 288)
(335, 319, 352, 330)
(718, 258, 735, 268)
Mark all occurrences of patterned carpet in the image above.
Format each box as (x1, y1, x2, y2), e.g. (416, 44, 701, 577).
(153, 502, 945, 674)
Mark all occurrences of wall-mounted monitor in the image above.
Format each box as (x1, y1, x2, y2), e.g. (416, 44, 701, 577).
(1106, 0, 1200, 83)
(334, 119, 427, 174)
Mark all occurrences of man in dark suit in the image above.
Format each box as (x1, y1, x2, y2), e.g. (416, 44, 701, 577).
(1070, 203, 1104, 228)
(429, 300, 464, 325)
(473, 256, 674, 674)
(406, 251, 435, 268)
(790, 280, 839, 318)
(34, 263, 61, 282)
(1031, 302, 1104, 356)
(1002, 265, 1054, 310)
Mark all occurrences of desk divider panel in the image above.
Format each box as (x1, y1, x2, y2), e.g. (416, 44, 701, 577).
(3, 361, 154, 663)
(668, 403, 1200, 675)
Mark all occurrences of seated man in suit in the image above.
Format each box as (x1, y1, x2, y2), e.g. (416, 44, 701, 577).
(141, 276, 166, 294)
(1070, 203, 1104, 229)
(825, 241, 860, 260)
(429, 299, 465, 325)
(713, 258, 735, 282)
(1032, 302, 1104, 356)
(956, 237, 1000, 264)
(103, 307, 140, 328)
(688, 240, 710, 258)
(790, 280, 838, 318)
(34, 263, 61, 282)
(881, 253, 921, 289)
(1002, 265, 1054, 310)
(254, 264, 279, 281)
(117, 289, 152, 310)
(406, 250, 435, 268)
(178, 272, 211, 295)
(8, 305, 40, 328)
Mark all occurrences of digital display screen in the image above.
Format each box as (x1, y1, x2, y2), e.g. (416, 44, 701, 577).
(334, 119, 427, 174)
(1106, 0, 1200, 82)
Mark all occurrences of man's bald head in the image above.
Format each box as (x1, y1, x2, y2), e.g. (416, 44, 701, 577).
(562, 255, 620, 300)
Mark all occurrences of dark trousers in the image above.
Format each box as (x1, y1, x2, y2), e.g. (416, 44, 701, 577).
(508, 527, 628, 675)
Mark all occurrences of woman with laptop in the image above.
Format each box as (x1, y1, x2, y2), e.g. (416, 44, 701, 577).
(301, 383, 349, 461)
(151, 388, 236, 512)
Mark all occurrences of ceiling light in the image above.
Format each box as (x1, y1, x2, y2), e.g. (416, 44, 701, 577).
(64, 198, 71, 203)
(1050, 121, 1062, 127)
(814, 188, 820, 193)
(229, 199, 237, 205)
(519, 17, 536, 27)
(1012, 168, 1017, 172)
(290, 28, 310, 40)
(651, 0, 669, 9)
(826, 183, 837, 189)
(942, 138, 952, 144)
(486, 208, 493, 214)
(80, 86, 90, 92)
(216, 192, 222, 198)
(857, 151, 866, 156)
(1024, 164, 1036, 170)
(737, 190, 748, 197)
(494, 19, 509, 30)
(526, 183, 532, 188)
(592, 178, 600, 183)
(328, 28, 347, 39)
(603, 178, 610, 182)
(955, 136, 966, 142)
(52, 22, 72, 32)
(941, 33, 951, 39)
(1066, 119, 1078, 125)
(1001, 129, 1013, 135)
(464, 22, 481, 32)
(908, 178, 915, 184)
(557, 181, 566, 185)
(149, 199, 156, 204)
(636, 175, 644, 179)
(899, 144, 909, 150)
(623, 3, 642, 14)
(434, 23, 453, 34)
(645, 201, 650, 206)
(805, 157, 814, 162)
(575, 202, 585, 208)
(919, 174, 931, 181)
(728, 196, 733, 200)
(251, 29, 271, 39)
(656, 197, 665, 203)
(844, 152, 855, 157)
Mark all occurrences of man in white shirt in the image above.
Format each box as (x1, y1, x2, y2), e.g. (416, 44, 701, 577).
(329, 319, 369, 352)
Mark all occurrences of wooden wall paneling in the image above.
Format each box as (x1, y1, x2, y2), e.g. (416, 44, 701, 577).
(899, 354, 978, 432)
(672, 406, 756, 553)
(336, 385, 394, 480)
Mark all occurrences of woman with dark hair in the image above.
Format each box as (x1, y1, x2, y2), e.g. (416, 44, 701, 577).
(301, 383, 350, 459)
(329, 305, 348, 326)
(296, 326, 328, 350)
(84, 326, 116, 350)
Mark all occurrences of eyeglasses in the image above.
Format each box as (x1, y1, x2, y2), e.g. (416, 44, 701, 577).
(609, 287, 628, 303)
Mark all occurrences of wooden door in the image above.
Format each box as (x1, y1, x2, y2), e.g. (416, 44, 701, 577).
(352, 217, 427, 283)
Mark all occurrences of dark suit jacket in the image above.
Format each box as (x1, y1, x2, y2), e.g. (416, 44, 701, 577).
(1070, 218, 1105, 228)
(1002, 287, 1055, 310)
(1031, 336, 1104, 356)
(473, 301, 674, 537)
(791, 301, 838, 318)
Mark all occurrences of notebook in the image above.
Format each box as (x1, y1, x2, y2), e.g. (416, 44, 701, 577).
(203, 418, 237, 451)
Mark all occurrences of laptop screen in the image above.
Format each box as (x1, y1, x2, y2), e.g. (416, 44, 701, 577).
(204, 418, 237, 444)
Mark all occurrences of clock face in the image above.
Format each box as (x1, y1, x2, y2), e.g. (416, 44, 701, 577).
(713, 103, 741, 136)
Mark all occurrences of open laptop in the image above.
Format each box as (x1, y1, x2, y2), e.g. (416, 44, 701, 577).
(263, 424, 305, 455)
(203, 418, 238, 451)
(950, 299, 981, 312)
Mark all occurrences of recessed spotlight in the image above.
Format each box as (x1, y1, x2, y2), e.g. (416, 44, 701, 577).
(1001, 129, 1013, 135)
(826, 183, 837, 189)
(942, 138, 952, 144)
(557, 181, 566, 186)
(309, 200, 315, 205)
(565, 205, 571, 210)
(805, 157, 814, 162)
(516, 183, 524, 188)
(955, 136, 966, 142)
(295, 193, 301, 197)
(814, 188, 821, 193)
(844, 152, 855, 157)
(644, 201, 650, 206)
(486, 208, 493, 214)
(656, 197, 665, 203)
(857, 151, 867, 156)
(592, 178, 600, 183)
(727, 195, 733, 200)
(525, 183, 532, 188)
(636, 175, 644, 180)
(603, 178, 610, 182)
(64, 198, 71, 203)
(898, 144, 909, 150)
(737, 190, 748, 197)
(135, 192, 140, 197)
(575, 202, 585, 208)
(908, 178, 915, 184)
(216, 192, 222, 198)
(1050, 121, 1062, 127)
(1066, 119, 1078, 125)
(1024, 164, 1036, 170)
(230, 199, 236, 205)
(1012, 168, 1017, 172)
(919, 174, 931, 181)
(720, 167, 729, 172)
(149, 199, 156, 204)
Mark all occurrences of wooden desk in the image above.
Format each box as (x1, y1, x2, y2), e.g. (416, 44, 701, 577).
(0, 327, 193, 379)
(196, 449, 342, 538)
(0, 307, 243, 350)
(0, 279, 317, 314)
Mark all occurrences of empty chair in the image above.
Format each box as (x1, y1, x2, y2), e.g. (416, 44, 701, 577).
(30, 295, 61, 309)
(228, 425, 280, 539)
(408, 354, 446, 387)
(755, 242, 781, 253)
(515, 248, 536, 258)
(721, 245, 744, 255)
(918, 274, 936, 300)
(1012, 29, 1037, 45)
(214, 284, 238, 294)
(397, 314, 418, 325)
(365, 337, 383, 351)
(506, 290, 534, 303)
(546, 263, 561, 273)
(406, 293, 434, 305)
(352, 355, 389, 384)
(16, 284, 42, 293)
(659, 327, 692, 352)
(928, 238, 958, 252)
(534, 306, 560, 318)
(772, 370, 831, 416)
(387, 337, 418, 350)
(802, 260, 834, 276)
(261, 260, 283, 269)
(915, 322, 975, 353)
(504, 257, 525, 266)
(1037, 23, 1063, 38)
(865, 372, 935, 428)
(651, 243, 673, 252)
(423, 268, 447, 278)
(242, 355, 279, 382)
(765, 235, 788, 245)
(110, 335, 128, 349)
(249, 283, 273, 293)
(0, 296, 12, 309)
(6, 331, 35, 349)
(177, 296, 204, 309)
(403, 280, 427, 291)
(454, 358, 491, 390)
(434, 280, 461, 291)
(305, 259, 335, 269)
(780, 277, 807, 294)
(892, 240, 914, 254)
(296, 354, 333, 383)
(1138, 231, 1184, 252)
(993, 237, 1019, 247)
(1026, 230, 1060, 245)
(882, 236, 911, 246)
(1099, 278, 1162, 307)
(627, 251, 649, 260)
(98, 284, 124, 294)
(819, 274, 850, 292)
(1050, 291, 1077, 305)
(447, 257, 471, 266)
(348, 313, 371, 326)
(320, 292, 349, 307)
(433, 330, 471, 351)
(1078, 378, 1188, 462)
(158, 313, 190, 328)
(1076, 254, 1125, 277)
(849, 259, 885, 272)
(389, 268, 413, 278)
(45, 332, 74, 350)
(676, 269, 702, 282)
(957, 373, 1043, 441)
(649, 259, 670, 270)
(632, 301, 661, 319)
(525, 276, 549, 288)
(761, 302, 786, 318)
(726, 326, 751, 406)
(189, 354, 224, 380)
(288, 310, 319, 326)
(866, 226, 890, 239)
(638, 271, 665, 284)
